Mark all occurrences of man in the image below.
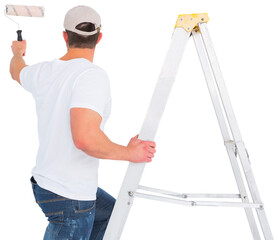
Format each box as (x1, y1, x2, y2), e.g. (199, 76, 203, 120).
(10, 5, 156, 240)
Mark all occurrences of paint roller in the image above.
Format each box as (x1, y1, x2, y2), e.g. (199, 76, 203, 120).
(5, 4, 45, 41)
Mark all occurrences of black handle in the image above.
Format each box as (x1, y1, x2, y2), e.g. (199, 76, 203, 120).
(17, 30, 23, 41)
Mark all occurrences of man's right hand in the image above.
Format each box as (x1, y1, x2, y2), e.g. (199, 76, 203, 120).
(127, 134, 156, 163)
(11, 40, 26, 57)
(10, 40, 27, 84)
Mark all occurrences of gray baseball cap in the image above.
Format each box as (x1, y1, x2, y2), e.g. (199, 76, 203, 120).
(64, 5, 101, 36)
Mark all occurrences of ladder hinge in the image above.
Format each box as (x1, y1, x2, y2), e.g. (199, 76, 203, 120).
(175, 13, 209, 32)
(234, 145, 238, 157)
(235, 141, 251, 163)
(225, 140, 238, 157)
(245, 148, 251, 164)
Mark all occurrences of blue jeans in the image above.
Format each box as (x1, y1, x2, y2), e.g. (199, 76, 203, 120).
(31, 177, 115, 240)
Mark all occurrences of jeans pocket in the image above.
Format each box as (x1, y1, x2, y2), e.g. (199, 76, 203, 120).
(45, 211, 64, 236)
(32, 184, 67, 204)
(74, 200, 96, 214)
(37, 200, 65, 223)
(37, 199, 65, 236)
(32, 184, 67, 235)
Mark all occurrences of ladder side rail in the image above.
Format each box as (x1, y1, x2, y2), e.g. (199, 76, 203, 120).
(103, 28, 191, 240)
(197, 22, 260, 198)
(192, 29, 231, 140)
(197, 23, 243, 141)
(198, 23, 273, 240)
(192, 27, 255, 205)
(192, 28, 261, 240)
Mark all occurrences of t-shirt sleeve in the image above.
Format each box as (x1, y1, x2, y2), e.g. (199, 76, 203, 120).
(70, 69, 111, 117)
(20, 63, 43, 94)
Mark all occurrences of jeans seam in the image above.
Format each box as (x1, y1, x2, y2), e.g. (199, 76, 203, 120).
(94, 218, 110, 240)
(37, 198, 67, 204)
(45, 211, 63, 216)
(74, 201, 96, 213)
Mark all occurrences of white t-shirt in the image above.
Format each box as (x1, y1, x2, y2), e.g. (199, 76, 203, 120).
(20, 58, 112, 200)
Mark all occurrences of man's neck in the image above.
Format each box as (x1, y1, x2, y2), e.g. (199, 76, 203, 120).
(60, 48, 95, 62)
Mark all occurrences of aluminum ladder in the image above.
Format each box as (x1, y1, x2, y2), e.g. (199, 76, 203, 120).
(103, 13, 274, 240)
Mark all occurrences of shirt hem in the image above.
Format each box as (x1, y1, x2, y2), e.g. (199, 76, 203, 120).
(69, 104, 104, 118)
(33, 176, 97, 201)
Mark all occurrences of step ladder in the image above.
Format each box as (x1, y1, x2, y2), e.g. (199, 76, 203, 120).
(103, 13, 274, 240)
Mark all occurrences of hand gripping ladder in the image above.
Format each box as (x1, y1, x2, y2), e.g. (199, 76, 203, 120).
(103, 13, 274, 240)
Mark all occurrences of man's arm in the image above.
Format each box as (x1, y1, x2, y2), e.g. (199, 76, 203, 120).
(70, 108, 156, 163)
(10, 40, 28, 85)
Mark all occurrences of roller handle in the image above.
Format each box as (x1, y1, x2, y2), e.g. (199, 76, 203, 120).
(17, 30, 23, 41)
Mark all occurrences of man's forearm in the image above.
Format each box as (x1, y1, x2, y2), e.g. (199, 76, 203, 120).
(10, 54, 27, 84)
(78, 129, 130, 161)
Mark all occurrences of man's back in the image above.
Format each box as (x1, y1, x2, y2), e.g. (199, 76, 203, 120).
(20, 58, 112, 200)
(9, 5, 156, 239)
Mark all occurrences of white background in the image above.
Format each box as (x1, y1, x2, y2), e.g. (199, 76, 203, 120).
(0, 0, 277, 239)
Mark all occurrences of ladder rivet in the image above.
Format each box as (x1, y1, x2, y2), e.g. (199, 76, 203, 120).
(191, 201, 196, 206)
(201, 18, 204, 21)
(260, 205, 264, 209)
(182, 194, 187, 198)
(180, 18, 183, 21)
(128, 191, 134, 197)
(187, 27, 190, 30)
(190, 18, 193, 20)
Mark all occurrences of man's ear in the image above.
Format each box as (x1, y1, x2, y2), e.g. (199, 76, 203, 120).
(63, 31, 68, 44)
(96, 32, 103, 45)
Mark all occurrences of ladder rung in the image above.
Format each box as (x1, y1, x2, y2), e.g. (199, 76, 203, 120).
(138, 185, 241, 199)
(133, 192, 263, 209)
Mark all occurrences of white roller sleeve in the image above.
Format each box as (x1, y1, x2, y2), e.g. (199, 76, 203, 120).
(103, 27, 190, 240)
(5, 5, 44, 18)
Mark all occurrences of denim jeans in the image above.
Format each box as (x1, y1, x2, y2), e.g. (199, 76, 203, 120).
(31, 177, 115, 240)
